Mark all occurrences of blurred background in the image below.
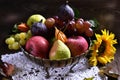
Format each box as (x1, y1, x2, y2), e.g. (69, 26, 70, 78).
(0, 0, 120, 54)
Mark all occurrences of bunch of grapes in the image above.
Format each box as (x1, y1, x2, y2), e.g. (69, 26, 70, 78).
(75, 18, 94, 37)
(45, 16, 94, 38)
(5, 30, 32, 50)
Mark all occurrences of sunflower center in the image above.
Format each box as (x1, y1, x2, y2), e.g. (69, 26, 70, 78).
(98, 40, 106, 56)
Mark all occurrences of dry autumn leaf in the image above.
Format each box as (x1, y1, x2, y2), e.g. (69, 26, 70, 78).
(55, 27, 67, 43)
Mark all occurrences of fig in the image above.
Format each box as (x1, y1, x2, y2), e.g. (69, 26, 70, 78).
(31, 20, 48, 38)
(57, 1, 74, 22)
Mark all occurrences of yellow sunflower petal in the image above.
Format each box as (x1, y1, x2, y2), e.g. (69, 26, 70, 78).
(97, 56, 108, 64)
(113, 39, 118, 44)
(89, 29, 117, 66)
(89, 56, 97, 66)
(102, 56, 111, 62)
(95, 34, 101, 41)
(109, 32, 115, 39)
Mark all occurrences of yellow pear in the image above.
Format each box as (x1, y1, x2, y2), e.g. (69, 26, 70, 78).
(49, 40, 71, 60)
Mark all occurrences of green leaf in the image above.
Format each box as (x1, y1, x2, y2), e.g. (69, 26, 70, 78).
(12, 24, 19, 33)
(89, 18, 100, 30)
(72, 7, 80, 19)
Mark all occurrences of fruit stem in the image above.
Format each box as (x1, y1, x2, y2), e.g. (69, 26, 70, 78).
(66, 0, 69, 4)
(63, 21, 69, 33)
(40, 19, 43, 23)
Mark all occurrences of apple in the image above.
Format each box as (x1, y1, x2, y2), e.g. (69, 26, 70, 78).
(27, 14, 46, 27)
(66, 36, 88, 57)
(25, 36, 49, 59)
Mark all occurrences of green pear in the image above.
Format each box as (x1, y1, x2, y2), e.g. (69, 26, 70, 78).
(27, 14, 46, 27)
(49, 40, 71, 60)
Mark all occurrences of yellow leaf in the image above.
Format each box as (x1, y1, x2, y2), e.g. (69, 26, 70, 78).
(55, 27, 67, 43)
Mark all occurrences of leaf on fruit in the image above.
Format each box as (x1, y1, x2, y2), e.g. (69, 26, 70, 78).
(55, 27, 67, 43)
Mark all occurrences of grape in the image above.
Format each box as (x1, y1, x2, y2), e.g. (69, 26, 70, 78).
(5, 37, 15, 45)
(5, 31, 31, 50)
(45, 18, 55, 28)
(85, 28, 94, 37)
(77, 18, 84, 22)
(19, 32, 26, 40)
(14, 33, 20, 41)
(4, 20, 32, 50)
(26, 34, 32, 40)
(83, 21, 91, 30)
(19, 39, 26, 46)
(75, 20, 84, 33)
(12, 42, 20, 50)
(27, 30, 32, 39)
(8, 44, 13, 50)
(53, 16, 65, 29)
(27, 30, 32, 36)
(26, 34, 32, 41)
(67, 20, 76, 29)
(65, 20, 77, 36)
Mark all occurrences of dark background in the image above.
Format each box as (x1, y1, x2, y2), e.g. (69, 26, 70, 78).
(0, 0, 120, 54)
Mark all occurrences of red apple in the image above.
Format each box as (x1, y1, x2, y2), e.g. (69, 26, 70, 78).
(66, 36, 88, 57)
(25, 36, 49, 59)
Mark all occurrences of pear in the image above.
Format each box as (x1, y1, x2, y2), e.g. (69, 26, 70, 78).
(49, 40, 71, 60)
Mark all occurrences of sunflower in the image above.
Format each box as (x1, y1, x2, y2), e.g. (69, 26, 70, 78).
(89, 29, 117, 66)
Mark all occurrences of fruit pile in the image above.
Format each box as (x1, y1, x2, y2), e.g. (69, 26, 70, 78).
(5, 2, 95, 61)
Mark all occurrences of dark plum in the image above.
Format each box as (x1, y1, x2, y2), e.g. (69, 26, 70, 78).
(31, 20, 48, 38)
(57, 1, 74, 22)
